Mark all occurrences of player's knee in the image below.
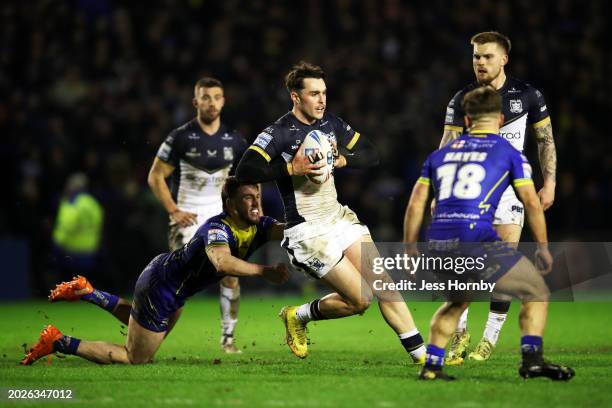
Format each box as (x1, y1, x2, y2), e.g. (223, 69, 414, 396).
(351, 297, 372, 315)
(126, 347, 150, 365)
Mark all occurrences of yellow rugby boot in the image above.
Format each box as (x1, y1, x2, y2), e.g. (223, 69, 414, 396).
(446, 330, 470, 366)
(468, 338, 494, 361)
(279, 306, 308, 359)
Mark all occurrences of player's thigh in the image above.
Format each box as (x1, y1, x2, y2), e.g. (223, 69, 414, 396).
(164, 307, 183, 338)
(322, 256, 372, 307)
(494, 257, 549, 301)
(126, 315, 166, 364)
(220, 276, 239, 289)
(494, 223, 522, 247)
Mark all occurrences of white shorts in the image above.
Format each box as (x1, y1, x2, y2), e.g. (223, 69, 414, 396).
(493, 186, 524, 227)
(281, 205, 370, 279)
(168, 205, 222, 250)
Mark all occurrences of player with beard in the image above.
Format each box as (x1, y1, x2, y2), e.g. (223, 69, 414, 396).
(438, 32, 558, 364)
(148, 77, 248, 353)
(21, 178, 288, 365)
(235, 61, 427, 364)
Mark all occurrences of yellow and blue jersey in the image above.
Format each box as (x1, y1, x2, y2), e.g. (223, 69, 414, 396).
(419, 131, 533, 230)
(158, 212, 276, 300)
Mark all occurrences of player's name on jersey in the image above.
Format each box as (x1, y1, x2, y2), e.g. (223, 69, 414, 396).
(372, 279, 496, 293)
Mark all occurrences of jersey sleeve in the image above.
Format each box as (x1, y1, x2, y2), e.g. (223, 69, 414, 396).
(443, 91, 466, 132)
(509, 150, 534, 188)
(417, 155, 433, 186)
(203, 220, 234, 250)
(247, 126, 281, 163)
(527, 86, 551, 128)
(156, 129, 181, 166)
(331, 115, 360, 151)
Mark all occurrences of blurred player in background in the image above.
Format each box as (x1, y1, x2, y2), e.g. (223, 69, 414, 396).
(438, 31, 558, 364)
(405, 86, 573, 381)
(236, 62, 426, 364)
(148, 78, 248, 353)
(22, 178, 288, 365)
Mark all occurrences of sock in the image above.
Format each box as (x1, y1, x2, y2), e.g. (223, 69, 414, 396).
(483, 311, 508, 345)
(53, 335, 81, 355)
(220, 284, 240, 337)
(399, 329, 426, 361)
(295, 299, 327, 323)
(521, 335, 543, 363)
(456, 308, 469, 332)
(425, 344, 446, 369)
(82, 289, 119, 312)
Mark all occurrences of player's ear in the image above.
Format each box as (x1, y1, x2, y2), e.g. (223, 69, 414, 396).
(464, 115, 472, 129)
(290, 91, 300, 105)
(501, 54, 508, 67)
(192, 97, 198, 108)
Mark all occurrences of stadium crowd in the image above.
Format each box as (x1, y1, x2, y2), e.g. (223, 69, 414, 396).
(1, 0, 609, 295)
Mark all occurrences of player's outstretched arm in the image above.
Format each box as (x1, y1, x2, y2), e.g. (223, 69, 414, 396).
(206, 245, 289, 284)
(403, 181, 430, 246)
(515, 183, 552, 274)
(147, 157, 197, 227)
(532, 121, 557, 210)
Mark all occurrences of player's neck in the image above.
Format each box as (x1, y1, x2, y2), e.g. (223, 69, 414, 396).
(291, 107, 317, 126)
(197, 116, 221, 136)
(469, 120, 500, 135)
(488, 70, 507, 91)
(227, 214, 250, 230)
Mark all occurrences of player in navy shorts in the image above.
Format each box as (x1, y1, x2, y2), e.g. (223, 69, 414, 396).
(21, 177, 288, 365)
(403, 86, 573, 381)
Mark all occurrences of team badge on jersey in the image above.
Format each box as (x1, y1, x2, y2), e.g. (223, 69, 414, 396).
(223, 147, 234, 161)
(509, 99, 523, 113)
(207, 228, 229, 245)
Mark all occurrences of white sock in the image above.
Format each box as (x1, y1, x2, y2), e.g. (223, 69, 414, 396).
(295, 303, 313, 323)
(399, 329, 426, 361)
(456, 308, 469, 333)
(482, 312, 507, 345)
(220, 285, 240, 337)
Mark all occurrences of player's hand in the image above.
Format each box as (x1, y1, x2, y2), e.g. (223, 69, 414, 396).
(330, 140, 347, 168)
(263, 263, 289, 284)
(171, 209, 198, 227)
(290, 149, 325, 177)
(538, 183, 555, 211)
(535, 245, 553, 275)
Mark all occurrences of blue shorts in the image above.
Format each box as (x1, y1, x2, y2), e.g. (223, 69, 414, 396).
(130, 254, 185, 333)
(426, 223, 523, 283)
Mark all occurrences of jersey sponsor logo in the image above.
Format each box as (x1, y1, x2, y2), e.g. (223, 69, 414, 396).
(221, 133, 233, 140)
(207, 228, 229, 244)
(306, 257, 325, 273)
(281, 152, 294, 163)
(445, 107, 455, 123)
(223, 147, 234, 161)
(508, 87, 520, 94)
(511, 205, 524, 214)
(291, 139, 302, 150)
(157, 143, 172, 161)
(207, 149, 217, 157)
(188, 132, 200, 140)
(186, 147, 201, 158)
(500, 131, 522, 139)
(320, 120, 329, 126)
(254, 132, 273, 149)
(288, 124, 299, 132)
(264, 126, 275, 134)
(509, 99, 523, 113)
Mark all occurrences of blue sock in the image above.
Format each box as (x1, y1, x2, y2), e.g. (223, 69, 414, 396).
(82, 289, 119, 312)
(53, 336, 81, 355)
(521, 335, 543, 354)
(425, 344, 446, 368)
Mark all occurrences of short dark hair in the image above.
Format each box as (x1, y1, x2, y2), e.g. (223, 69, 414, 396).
(462, 86, 502, 120)
(470, 31, 512, 54)
(221, 176, 255, 212)
(284, 61, 325, 93)
(195, 77, 223, 90)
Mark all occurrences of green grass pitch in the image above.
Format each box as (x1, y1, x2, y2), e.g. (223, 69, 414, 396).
(1, 297, 611, 407)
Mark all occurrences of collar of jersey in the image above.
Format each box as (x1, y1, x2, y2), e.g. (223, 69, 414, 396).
(468, 129, 497, 137)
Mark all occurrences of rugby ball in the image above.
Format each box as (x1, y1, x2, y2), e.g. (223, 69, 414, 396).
(302, 130, 334, 184)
